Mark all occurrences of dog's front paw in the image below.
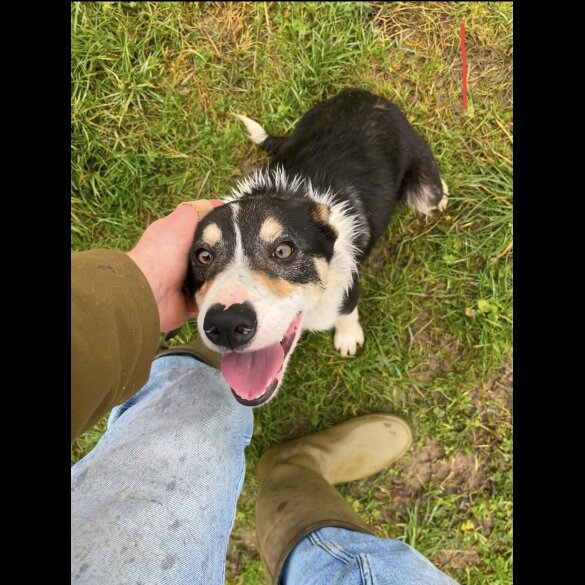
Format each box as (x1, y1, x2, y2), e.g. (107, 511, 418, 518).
(334, 319, 364, 357)
(438, 178, 449, 211)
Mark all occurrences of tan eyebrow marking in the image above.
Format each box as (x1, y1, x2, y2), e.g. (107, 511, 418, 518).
(202, 223, 222, 247)
(312, 203, 338, 237)
(313, 203, 330, 223)
(259, 218, 284, 243)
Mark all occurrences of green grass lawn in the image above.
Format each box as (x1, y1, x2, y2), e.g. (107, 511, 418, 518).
(71, 3, 512, 584)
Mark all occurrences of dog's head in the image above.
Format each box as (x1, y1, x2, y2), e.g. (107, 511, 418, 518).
(186, 195, 338, 406)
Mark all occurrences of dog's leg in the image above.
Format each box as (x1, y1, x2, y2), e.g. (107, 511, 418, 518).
(334, 278, 363, 357)
(403, 172, 449, 216)
(437, 178, 449, 211)
(400, 136, 449, 216)
(334, 307, 365, 357)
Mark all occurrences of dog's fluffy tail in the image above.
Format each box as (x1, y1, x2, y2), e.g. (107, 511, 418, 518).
(233, 114, 287, 156)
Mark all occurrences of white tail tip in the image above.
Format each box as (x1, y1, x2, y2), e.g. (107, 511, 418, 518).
(233, 113, 268, 145)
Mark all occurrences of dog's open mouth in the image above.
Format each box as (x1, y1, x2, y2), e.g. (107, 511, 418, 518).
(221, 312, 302, 406)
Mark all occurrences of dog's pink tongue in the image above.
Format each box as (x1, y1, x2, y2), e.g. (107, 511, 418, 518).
(221, 343, 284, 401)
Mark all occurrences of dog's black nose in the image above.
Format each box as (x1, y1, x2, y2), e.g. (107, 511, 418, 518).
(203, 302, 257, 349)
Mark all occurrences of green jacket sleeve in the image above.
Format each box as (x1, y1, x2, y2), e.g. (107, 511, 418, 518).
(71, 249, 160, 440)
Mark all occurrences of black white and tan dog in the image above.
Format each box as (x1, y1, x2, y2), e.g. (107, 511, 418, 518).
(186, 88, 448, 407)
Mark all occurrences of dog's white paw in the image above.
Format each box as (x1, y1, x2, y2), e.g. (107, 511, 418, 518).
(334, 309, 364, 357)
(441, 177, 449, 196)
(334, 324, 364, 356)
(438, 178, 449, 212)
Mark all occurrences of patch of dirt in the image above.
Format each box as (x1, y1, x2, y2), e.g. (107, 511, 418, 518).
(237, 158, 262, 176)
(197, 3, 255, 51)
(364, 243, 397, 276)
(281, 417, 311, 440)
(375, 440, 489, 513)
(345, 479, 370, 501)
(470, 359, 513, 414)
(366, 3, 512, 114)
(432, 451, 489, 494)
(405, 312, 464, 381)
(465, 358, 513, 460)
(479, 513, 494, 537)
(226, 528, 259, 577)
(430, 548, 481, 571)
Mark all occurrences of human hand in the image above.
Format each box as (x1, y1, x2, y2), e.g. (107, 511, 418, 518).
(127, 200, 223, 332)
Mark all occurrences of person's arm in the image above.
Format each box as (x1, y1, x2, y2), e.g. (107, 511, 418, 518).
(71, 201, 218, 440)
(71, 249, 160, 439)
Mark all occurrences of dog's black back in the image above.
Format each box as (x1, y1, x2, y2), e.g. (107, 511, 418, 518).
(258, 88, 445, 260)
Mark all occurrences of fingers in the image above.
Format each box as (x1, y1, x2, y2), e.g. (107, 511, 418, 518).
(177, 199, 224, 221)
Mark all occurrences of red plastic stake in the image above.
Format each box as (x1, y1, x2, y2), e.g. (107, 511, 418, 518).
(461, 23, 467, 110)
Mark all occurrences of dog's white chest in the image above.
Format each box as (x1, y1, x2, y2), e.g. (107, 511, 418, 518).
(302, 288, 346, 332)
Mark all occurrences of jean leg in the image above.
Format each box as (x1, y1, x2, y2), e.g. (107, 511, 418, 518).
(71, 355, 254, 585)
(281, 527, 459, 585)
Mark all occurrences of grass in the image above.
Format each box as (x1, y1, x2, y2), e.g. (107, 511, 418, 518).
(71, 2, 513, 584)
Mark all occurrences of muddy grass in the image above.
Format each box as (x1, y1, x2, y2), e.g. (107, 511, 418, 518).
(389, 440, 490, 508)
(383, 360, 510, 501)
(404, 311, 466, 382)
(431, 547, 482, 571)
(227, 528, 259, 576)
(226, 360, 512, 579)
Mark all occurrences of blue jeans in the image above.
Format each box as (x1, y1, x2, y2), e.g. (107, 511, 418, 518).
(71, 355, 458, 584)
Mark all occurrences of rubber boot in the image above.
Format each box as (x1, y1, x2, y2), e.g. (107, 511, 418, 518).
(255, 414, 412, 584)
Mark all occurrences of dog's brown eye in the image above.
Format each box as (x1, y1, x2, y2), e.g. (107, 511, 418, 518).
(196, 249, 214, 265)
(273, 243, 295, 259)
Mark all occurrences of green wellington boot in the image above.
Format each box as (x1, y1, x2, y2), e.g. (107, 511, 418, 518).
(256, 414, 413, 584)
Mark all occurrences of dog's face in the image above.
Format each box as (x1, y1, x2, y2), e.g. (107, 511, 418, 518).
(186, 196, 338, 406)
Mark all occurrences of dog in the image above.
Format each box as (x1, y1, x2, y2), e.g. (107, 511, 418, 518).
(185, 88, 448, 406)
